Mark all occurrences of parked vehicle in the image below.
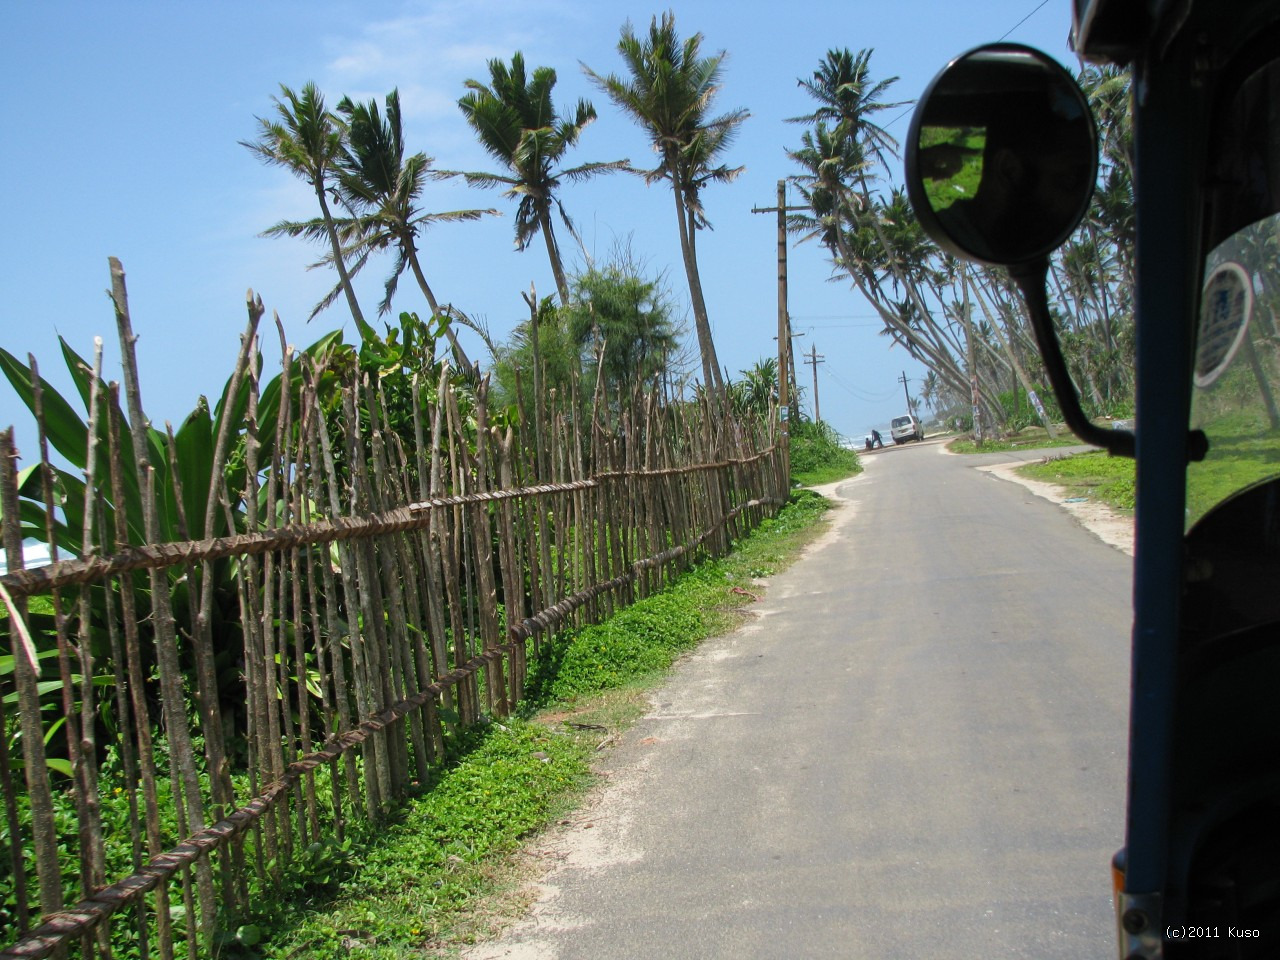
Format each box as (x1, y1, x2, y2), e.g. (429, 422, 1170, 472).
(906, 2, 1280, 956)
(889, 414, 923, 443)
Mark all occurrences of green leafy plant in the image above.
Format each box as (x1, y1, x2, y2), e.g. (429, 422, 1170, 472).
(788, 419, 861, 486)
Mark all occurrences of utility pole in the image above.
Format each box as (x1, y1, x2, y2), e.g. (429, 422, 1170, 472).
(898, 370, 913, 413)
(803, 344, 825, 423)
(752, 180, 807, 434)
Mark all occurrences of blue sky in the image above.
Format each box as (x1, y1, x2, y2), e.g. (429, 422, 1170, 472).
(0, 0, 1076, 462)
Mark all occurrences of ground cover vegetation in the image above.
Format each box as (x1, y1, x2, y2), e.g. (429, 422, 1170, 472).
(1017, 351, 1280, 525)
(1019, 451, 1137, 512)
(947, 431, 1084, 455)
(787, 420, 862, 486)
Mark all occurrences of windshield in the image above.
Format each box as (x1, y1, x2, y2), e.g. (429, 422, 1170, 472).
(1187, 54, 1280, 530)
(892, 417, 912, 428)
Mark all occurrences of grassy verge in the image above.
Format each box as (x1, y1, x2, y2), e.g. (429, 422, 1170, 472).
(792, 458, 861, 487)
(947, 425, 1085, 454)
(1017, 450, 1136, 512)
(264, 491, 833, 958)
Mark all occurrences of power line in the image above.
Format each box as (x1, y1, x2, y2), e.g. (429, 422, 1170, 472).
(790, 313, 884, 321)
(999, 0, 1053, 40)
(823, 367, 901, 403)
(883, 0, 1055, 130)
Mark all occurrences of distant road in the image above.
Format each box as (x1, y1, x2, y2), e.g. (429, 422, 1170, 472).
(469, 442, 1132, 960)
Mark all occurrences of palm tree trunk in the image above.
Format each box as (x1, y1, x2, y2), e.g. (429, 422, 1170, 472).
(315, 186, 373, 340)
(968, 267, 1057, 437)
(405, 242, 475, 374)
(1049, 265, 1107, 409)
(672, 182, 724, 396)
(538, 208, 573, 306)
(830, 221, 971, 400)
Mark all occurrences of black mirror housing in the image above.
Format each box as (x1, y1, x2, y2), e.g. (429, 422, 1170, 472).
(906, 43, 1099, 267)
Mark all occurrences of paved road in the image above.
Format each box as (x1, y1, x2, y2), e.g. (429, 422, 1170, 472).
(469, 441, 1133, 960)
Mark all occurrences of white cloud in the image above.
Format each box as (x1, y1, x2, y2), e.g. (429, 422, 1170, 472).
(314, 0, 584, 130)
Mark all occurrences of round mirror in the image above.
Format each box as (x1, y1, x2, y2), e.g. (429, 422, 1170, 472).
(905, 43, 1099, 266)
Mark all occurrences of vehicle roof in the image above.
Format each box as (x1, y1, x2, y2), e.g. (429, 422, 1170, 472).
(1071, 0, 1179, 64)
(1074, 0, 1278, 65)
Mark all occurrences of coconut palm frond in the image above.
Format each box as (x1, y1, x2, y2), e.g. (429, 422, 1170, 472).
(458, 51, 625, 300)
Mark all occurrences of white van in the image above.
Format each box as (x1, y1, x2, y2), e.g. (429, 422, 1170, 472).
(890, 414, 924, 444)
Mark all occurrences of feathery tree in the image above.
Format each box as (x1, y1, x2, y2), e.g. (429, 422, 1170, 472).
(492, 246, 682, 423)
(567, 257, 681, 402)
(458, 52, 629, 305)
(584, 12, 748, 397)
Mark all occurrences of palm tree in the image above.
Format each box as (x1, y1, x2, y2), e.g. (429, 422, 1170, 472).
(791, 49, 903, 168)
(791, 51, 931, 320)
(788, 135, 969, 401)
(328, 89, 498, 370)
(732, 357, 778, 420)
(243, 82, 374, 339)
(458, 53, 629, 306)
(584, 12, 748, 397)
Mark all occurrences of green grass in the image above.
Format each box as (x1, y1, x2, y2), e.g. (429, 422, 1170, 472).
(260, 490, 834, 958)
(1012, 413, 1280, 527)
(264, 720, 594, 958)
(1018, 450, 1136, 512)
(947, 425, 1086, 454)
(792, 458, 862, 486)
(526, 491, 832, 706)
(1186, 409, 1280, 527)
(919, 125, 985, 211)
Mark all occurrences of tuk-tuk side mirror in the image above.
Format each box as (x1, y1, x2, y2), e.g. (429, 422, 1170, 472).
(905, 43, 1098, 267)
(906, 43, 1137, 459)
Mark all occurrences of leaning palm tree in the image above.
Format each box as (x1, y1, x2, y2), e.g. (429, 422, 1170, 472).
(458, 52, 629, 305)
(332, 89, 497, 369)
(584, 13, 748, 397)
(791, 50, 915, 302)
(243, 82, 374, 339)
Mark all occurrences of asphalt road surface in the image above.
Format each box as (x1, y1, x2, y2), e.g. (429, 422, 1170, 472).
(469, 440, 1133, 960)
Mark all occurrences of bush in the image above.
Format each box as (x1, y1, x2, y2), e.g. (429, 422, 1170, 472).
(788, 420, 860, 486)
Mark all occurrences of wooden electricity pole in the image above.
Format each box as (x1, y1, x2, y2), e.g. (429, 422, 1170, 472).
(752, 180, 807, 442)
(804, 345, 825, 423)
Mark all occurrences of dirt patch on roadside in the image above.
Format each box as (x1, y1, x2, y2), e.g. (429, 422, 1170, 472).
(978, 460, 1134, 556)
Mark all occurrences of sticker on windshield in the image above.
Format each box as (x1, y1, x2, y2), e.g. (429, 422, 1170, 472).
(1195, 261, 1254, 388)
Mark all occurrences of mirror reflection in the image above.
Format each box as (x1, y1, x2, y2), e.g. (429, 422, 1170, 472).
(909, 45, 1098, 265)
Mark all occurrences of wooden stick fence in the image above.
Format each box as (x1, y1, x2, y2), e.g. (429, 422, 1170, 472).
(0, 264, 787, 958)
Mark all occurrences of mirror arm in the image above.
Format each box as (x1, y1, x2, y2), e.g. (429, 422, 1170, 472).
(1008, 258, 1137, 459)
